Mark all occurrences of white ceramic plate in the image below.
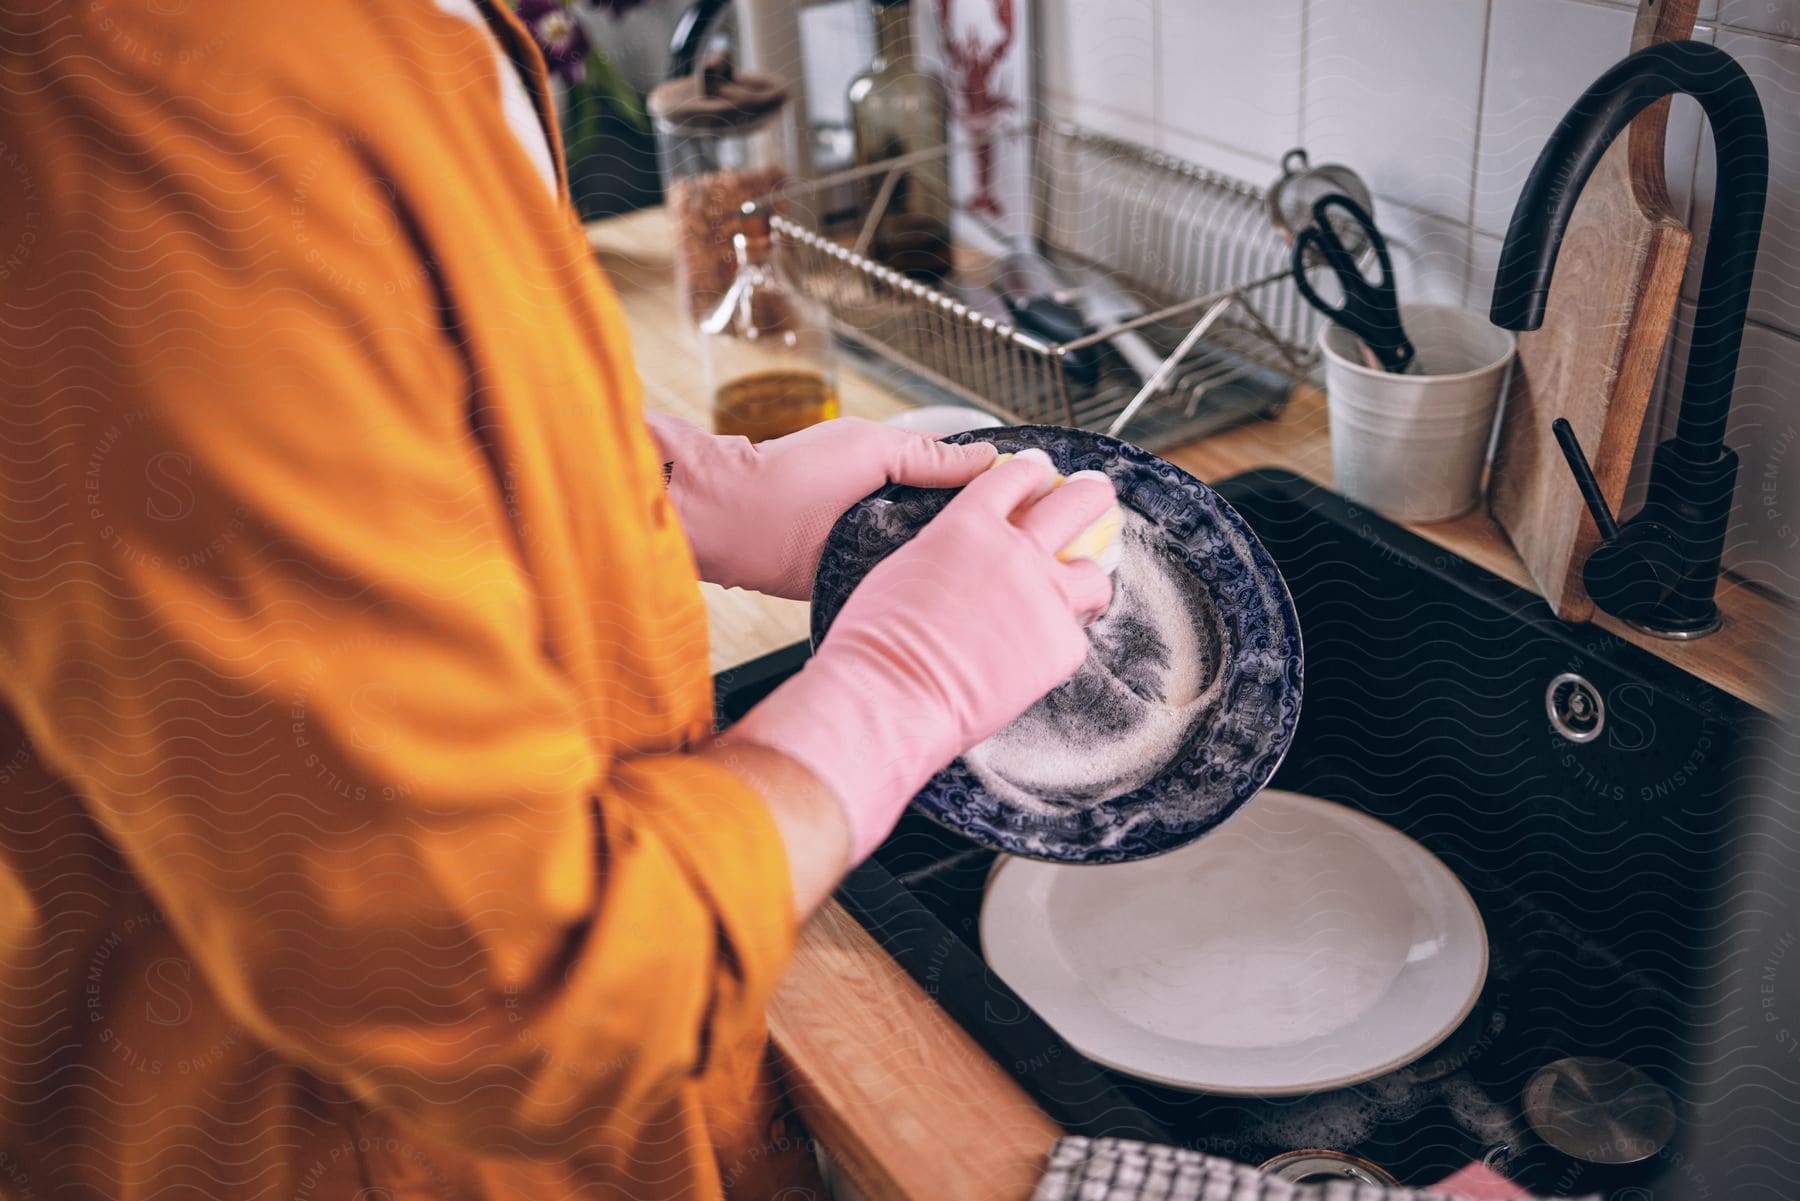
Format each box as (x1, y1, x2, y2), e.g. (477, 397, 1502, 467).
(882, 405, 1006, 435)
(979, 789, 1488, 1095)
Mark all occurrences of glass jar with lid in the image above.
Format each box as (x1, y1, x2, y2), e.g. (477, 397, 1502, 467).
(649, 53, 793, 325)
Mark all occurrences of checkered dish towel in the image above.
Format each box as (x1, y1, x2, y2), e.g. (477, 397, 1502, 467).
(1030, 1138, 1584, 1201)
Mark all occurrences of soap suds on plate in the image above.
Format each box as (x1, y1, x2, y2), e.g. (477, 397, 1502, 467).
(962, 509, 1225, 823)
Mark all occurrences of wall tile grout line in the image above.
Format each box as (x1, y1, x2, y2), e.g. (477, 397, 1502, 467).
(1726, 25, 1800, 47)
(1747, 314, 1800, 344)
(1469, 0, 1497, 234)
(1593, 0, 1800, 43)
(1298, 0, 1312, 156)
(1150, 0, 1164, 147)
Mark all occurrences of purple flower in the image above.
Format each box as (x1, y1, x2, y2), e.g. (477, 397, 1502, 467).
(517, 0, 591, 86)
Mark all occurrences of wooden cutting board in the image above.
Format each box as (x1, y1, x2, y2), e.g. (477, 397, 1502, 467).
(1487, 0, 1698, 622)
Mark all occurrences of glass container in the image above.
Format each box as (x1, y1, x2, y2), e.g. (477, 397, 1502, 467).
(846, 0, 953, 281)
(700, 204, 839, 442)
(649, 53, 793, 323)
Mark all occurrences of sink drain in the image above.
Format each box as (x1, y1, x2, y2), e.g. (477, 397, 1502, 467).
(1546, 673, 1605, 743)
(1257, 1149, 1398, 1186)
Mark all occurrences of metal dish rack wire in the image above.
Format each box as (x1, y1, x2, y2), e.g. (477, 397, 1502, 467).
(771, 123, 1326, 449)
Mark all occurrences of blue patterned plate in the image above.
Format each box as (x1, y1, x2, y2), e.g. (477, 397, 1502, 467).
(810, 426, 1302, 863)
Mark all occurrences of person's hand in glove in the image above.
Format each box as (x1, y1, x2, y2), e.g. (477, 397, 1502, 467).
(722, 450, 1117, 865)
(646, 412, 999, 600)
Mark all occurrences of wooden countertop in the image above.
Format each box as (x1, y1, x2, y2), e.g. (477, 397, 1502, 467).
(586, 207, 1785, 1201)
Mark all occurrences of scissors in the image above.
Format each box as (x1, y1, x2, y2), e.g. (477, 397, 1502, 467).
(1290, 193, 1416, 374)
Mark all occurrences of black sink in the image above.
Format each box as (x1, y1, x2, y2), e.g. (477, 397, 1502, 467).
(715, 468, 1762, 1197)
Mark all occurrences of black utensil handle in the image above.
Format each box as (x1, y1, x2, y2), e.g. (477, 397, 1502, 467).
(1004, 295, 1101, 385)
(1007, 295, 1090, 345)
(1553, 417, 1623, 541)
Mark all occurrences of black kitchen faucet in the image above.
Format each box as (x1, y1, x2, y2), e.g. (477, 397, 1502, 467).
(1489, 40, 1768, 639)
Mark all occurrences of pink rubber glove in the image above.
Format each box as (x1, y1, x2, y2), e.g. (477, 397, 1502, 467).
(1430, 1163, 1530, 1200)
(724, 453, 1117, 862)
(645, 412, 1000, 600)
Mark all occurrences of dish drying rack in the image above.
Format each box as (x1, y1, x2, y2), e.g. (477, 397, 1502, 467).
(772, 123, 1326, 449)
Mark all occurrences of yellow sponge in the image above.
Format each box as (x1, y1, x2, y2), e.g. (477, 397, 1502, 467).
(993, 451, 1125, 573)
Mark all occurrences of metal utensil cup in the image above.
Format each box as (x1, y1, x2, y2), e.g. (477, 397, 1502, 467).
(1266, 147, 1377, 254)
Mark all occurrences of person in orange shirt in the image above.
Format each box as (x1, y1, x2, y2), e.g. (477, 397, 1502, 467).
(0, 3, 1114, 1199)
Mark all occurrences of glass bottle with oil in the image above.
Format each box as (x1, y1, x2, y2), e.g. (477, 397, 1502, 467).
(701, 204, 839, 443)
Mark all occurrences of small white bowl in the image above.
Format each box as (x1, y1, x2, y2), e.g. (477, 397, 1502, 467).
(884, 405, 1007, 435)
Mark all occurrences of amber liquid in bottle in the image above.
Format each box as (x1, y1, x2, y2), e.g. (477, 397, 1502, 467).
(712, 369, 840, 443)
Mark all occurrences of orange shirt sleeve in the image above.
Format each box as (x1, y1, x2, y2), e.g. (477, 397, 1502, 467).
(0, 0, 794, 1172)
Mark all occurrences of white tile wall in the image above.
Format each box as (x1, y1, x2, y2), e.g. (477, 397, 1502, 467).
(1157, 126, 1294, 189)
(1477, 0, 1631, 234)
(1038, 0, 1156, 130)
(1657, 302, 1800, 593)
(1038, 0, 1800, 596)
(1721, 321, 1800, 595)
(1373, 201, 1477, 309)
(1158, 0, 1304, 162)
(1300, 0, 1488, 223)
(1473, 1, 1709, 235)
(1689, 28, 1800, 335)
(1463, 231, 1505, 310)
(1718, 0, 1800, 37)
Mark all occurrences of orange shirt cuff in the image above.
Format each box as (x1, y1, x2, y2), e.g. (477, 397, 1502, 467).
(611, 754, 799, 1018)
